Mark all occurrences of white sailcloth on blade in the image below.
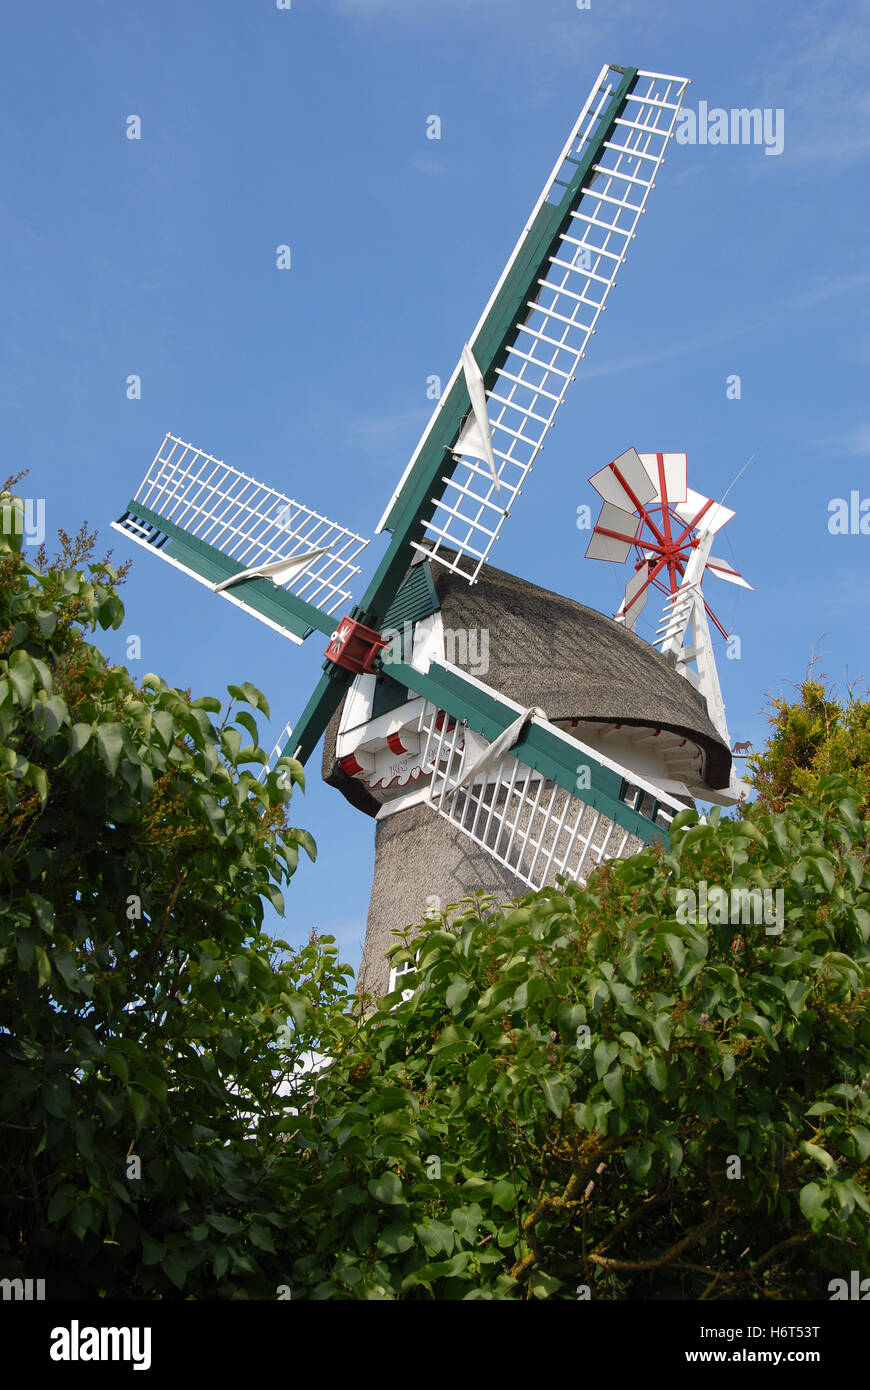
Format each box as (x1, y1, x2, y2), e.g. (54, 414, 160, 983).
(453, 706, 545, 791)
(455, 343, 501, 493)
(214, 547, 332, 593)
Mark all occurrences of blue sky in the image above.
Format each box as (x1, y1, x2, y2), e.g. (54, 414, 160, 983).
(2, 0, 867, 979)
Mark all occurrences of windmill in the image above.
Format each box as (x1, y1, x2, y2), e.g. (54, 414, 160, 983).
(112, 64, 740, 998)
(585, 447, 752, 778)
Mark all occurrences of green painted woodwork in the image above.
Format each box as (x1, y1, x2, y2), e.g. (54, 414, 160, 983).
(381, 561, 439, 634)
(288, 668, 350, 764)
(121, 65, 657, 797)
(378, 656, 670, 847)
(288, 67, 643, 769)
(118, 501, 336, 641)
(358, 67, 638, 631)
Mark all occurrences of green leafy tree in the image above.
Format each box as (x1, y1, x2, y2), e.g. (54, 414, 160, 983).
(747, 674, 870, 814)
(0, 494, 353, 1297)
(3, 493, 868, 1301)
(282, 807, 869, 1298)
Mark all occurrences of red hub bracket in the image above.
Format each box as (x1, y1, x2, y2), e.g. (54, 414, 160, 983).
(325, 617, 388, 675)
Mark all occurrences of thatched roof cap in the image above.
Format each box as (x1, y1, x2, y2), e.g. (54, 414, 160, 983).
(323, 551, 731, 811)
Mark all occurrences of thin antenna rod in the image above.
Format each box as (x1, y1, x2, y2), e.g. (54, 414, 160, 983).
(720, 453, 755, 506)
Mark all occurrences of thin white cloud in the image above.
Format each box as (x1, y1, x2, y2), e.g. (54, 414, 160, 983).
(848, 423, 870, 455)
(790, 271, 870, 311)
(577, 319, 763, 381)
(347, 405, 431, 448)
(752, 1, 870, 168)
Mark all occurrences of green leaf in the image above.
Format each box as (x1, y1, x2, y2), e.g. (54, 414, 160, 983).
(624, 1142, 653, 1181)
(293, 829, 317, 863)
(42, 695, 68, 737)
(207, 1214, 244, 1236)
(235, 710, 259, 743)
(265, 884, 285, 916)
(249, 1223, 276, 1253)
(850, 1126, 870, 1163)
(351, 1212, 378, 1252)
(69, 723, 92, 754)
(451, 1203, 484, 1241)
(107, 1051, 129, 1084)
(530, 1271, 564, 1299)
(492, 1180, 515, 1212)
(593, 1039, 618, 1079)
(603, 1067, 625, 1108)
(128, 1087, 146, 1128)
(191, 696, 222, 713)
(541, 1073, 570, 1117)
(164, 1251, 192, 1290)
(35, 945, 51, 987)
(784, 980, 810, 1016)
(43, 1076, 71, 1119)
(800, 1141, 836, 1173)
(377, 1223, 413, 1256)
(25, 762, 48, 803)
(228, 681, 270, 717)
(70, 1199, 94, 1242)
(8, 654, 35, 706)
(198, 794, 227, 834)
(662, 933, 686, 974)
(446, 977, 472, 1011)
(799, 1182, 826, 1218)
(368, 1171, 405, 1205)
(221, 726, 242, 761)
(644, 1055, 667, 1092)
(96, 724, 124, 776)
(811, 857, 835, 893)
(174, 1147, 199, 1180)
(47, 1188, 76, 1222)
(468, 1054, 494, 1088)
(415, 1220, 454, 1257)
(231, 956, 250, 987)
(52, 949, 81, 993)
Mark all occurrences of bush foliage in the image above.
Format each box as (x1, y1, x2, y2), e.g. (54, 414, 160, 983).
(1, 496, 868, 1299)
(0, 496, 338, 1297)
(747, 675, 870, 814)
(296, 782, 869, 1299)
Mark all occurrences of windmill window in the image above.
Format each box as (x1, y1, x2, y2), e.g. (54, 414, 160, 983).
(387, 955, 418, 1002)
(619, 781, 657, 822)
(372, 673, 411, 721)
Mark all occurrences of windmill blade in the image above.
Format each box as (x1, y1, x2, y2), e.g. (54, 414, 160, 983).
(455, 343, 501, 493)
(585, 500, 638, 562)
(589, 447, 657, 511)
(638, 451, 687, 505)
(674, 486, 735, 536)
(113, 433, 369, 644)
(616, 564, 653, 630)
(214, 547, 333, 593)
(367, 65, 690, 607)
(393, 659, 684, 892)
(706, 556, 753, 589)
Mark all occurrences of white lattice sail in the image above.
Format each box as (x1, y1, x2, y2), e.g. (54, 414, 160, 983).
(417, 702, 683, 891)
(113, 434, 369, 636)
(394, 67, 690, 583)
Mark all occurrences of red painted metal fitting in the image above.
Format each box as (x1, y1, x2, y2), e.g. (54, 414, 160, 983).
(325, 617, 388, 675)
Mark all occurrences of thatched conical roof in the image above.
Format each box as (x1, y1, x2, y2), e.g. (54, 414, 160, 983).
(323, 552, 731, 806)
